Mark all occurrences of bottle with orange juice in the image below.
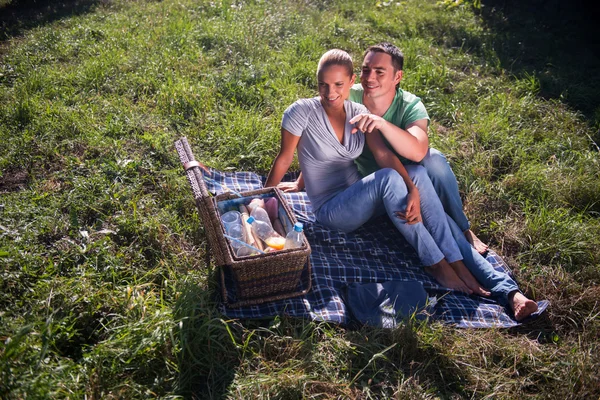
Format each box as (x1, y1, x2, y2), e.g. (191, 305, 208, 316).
(246, 216, 286, 250)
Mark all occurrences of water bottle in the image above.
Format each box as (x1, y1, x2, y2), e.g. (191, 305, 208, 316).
(250, 206, 273, 228)
(284, 222, 304, 250)
(246, 216, 286, 250)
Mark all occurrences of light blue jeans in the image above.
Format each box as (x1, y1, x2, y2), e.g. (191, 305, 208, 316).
(315, 166, 462, 267)
(411, 148, 470, 233)
(445, 215, 518, 305)
(315, 166, 518, 304)
(420, 149, 519, 303)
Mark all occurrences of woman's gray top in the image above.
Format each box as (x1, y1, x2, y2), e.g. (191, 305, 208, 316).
(282, 97, 367, 211)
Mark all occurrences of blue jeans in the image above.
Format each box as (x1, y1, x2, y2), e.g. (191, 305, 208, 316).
(315, 166, 462, 267)
(419, 149, 519, 303)
(445, 215, 518, 304)
(408, 148, 470, 233)
(315, 166, 518, 303)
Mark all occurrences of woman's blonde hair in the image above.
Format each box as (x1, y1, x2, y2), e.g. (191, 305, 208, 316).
(316, 49, 354, 78)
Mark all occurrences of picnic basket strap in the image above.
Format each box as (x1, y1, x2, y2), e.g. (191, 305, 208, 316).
(174, 137, 229, 265)
(174, 137, 209, 199)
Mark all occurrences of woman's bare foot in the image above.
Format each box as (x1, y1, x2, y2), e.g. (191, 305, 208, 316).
(424, 260, 472, 295)
(509, 291, 538, 321)
(464, 229, 489, 255)
(449, 261, 491, 297)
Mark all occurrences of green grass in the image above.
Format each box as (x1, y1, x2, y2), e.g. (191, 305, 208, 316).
(1, 0, 599, 398)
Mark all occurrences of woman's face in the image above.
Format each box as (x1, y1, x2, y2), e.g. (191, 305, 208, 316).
(317, 64, 356, 111)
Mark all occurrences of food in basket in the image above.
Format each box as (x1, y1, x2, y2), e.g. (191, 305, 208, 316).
(264, 197, 279, 222)
(220, 197, 305, 255)
(247, 198, 265, 214)
(238, 205, 258, 248)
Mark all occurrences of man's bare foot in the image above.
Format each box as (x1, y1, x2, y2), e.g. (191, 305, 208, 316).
(464, 229, 489, 255)
(449, 261, 491, 297)
(509, 291, 538, 321)
(424, 260, 472, 295)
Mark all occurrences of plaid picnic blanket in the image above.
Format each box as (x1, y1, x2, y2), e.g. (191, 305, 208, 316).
(203, 169, 548, 328)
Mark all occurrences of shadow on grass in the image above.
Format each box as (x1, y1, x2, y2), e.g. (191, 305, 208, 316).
(0, 0, 101, 43)
(508, 312, 558, 343)
(480, 0, 600, 133)
(173, 278, 240, 400)
(341, 321, 473, 398)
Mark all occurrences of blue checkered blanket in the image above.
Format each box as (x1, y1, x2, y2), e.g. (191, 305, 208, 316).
(204, 169, 548, 328)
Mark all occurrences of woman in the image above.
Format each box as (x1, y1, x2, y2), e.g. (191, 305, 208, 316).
(265, 49, 538, 321)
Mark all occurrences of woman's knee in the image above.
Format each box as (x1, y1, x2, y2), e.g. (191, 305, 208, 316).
(373, 168, 410, 198)
(375, 168, 404, 187)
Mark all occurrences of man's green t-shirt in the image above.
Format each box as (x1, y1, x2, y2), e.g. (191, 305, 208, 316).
(349, 84, 430, 177)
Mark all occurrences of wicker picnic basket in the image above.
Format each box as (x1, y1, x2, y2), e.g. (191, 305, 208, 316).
(175, 137, 311, 307)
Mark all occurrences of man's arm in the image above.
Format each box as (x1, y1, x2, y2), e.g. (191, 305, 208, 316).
(265, 128, 301, 188)
(365, 130, 421, 224)
(350, 114, 429, 162)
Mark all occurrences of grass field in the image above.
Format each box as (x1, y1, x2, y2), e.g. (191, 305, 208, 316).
(1, 0, 599, 398)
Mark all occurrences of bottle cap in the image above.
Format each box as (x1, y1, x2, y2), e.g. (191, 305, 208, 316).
(294, 222, 303, 232)
(246, 216, 255, 224)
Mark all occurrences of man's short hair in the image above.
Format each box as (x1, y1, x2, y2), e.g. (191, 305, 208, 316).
(364, 42, 404, 72)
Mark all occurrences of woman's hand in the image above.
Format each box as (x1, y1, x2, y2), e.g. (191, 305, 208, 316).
(274, 172, 304, 192)
(396, 186, 422, 224)
(276, 181, 301, 193)
(349, 113, 387, 134)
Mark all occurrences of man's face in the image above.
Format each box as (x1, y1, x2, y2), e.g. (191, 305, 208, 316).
(360, 51, 402, 100)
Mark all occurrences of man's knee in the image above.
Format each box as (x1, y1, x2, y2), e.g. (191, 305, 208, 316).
(421, 148, 448, 169)
(405, 164, 428, 182)
(420, 148, 454, 182)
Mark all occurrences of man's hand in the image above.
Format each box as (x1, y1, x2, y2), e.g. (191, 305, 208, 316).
(276, 181, 301, 193)
(395, 187, 421, 224)
(349, 113, 387, 134)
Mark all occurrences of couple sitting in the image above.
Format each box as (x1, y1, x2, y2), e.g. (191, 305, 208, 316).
(265, 44, 538, 321)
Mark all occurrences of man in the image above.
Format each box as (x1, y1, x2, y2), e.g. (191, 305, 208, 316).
(349, 42, 488, 254)
(272, 45, 539, 319)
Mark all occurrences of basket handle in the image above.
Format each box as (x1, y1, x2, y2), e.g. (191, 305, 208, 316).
(174, 137, 210, 201)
